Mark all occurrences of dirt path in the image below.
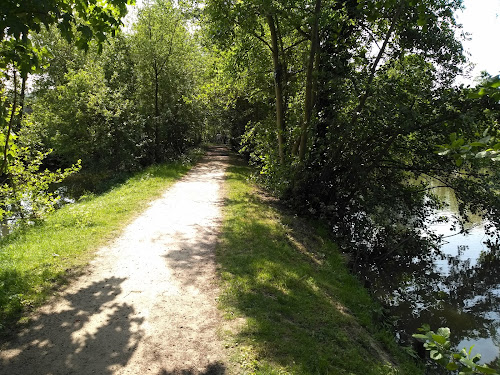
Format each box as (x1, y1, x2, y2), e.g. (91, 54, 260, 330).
(0, 146, 231, 375)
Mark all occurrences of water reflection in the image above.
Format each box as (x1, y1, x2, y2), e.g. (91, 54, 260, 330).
(361, 184, 500, 369)
(0, 186, 75, 237)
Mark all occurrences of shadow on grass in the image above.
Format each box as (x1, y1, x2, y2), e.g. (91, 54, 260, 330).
(0, 264, 82, 337)
(0, 269, 34, 329)
(217, 165, 404, 374)
(64, 162, 191, 198)
(0, 160, 196, 332)
(159, 362, 226, 375)
(0, 277, 144, 375)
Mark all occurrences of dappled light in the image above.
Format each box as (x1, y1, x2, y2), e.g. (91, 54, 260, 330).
(216, 164, 408, 374)
(0, 147, 231, 373)
(2, 0, 500, 373)
(1, 277, 144, 374)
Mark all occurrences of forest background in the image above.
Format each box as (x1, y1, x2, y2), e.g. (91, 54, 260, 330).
(2, 0, 500, 290)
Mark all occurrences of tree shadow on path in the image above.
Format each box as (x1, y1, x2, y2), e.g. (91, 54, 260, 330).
(159, 361, 226, 375)
(0, 277, 144, 375)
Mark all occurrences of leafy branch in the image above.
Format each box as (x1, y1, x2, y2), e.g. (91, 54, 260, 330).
(413, 325, 498, 374)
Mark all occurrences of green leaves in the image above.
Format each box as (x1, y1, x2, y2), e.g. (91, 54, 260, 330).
(1, 0, 133, 76)
(447, 362, 459, 371)
(0, 145, 82, 222)
(436, 131, 500, 166)
(476, 365, 500, 374)
(469, 75, 500, 102)
(413, 325, 499, 375)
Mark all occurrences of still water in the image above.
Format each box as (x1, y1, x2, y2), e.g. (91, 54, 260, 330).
(362, 185, 500, 368)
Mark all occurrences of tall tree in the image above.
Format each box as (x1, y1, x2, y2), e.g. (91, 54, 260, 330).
(1, 0, 134, 173)
(0, 0, 133, 221)
(132, 0, 205, 162)
(201, 0, 500, 263)
(204, 0, 319, 164)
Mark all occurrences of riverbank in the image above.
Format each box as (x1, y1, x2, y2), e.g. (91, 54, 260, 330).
(1, 146, 425, 374)
(0, 149, 203, 335)
(217, 157, 424, 374)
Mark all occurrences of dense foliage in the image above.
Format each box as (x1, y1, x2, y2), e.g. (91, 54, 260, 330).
(1, 0, 500, 371)
(1, 0, 209, 223)
(27, 3, 205, 172)
(202, 0, 500, 263)
(1, 0, 498, 264)
(0, 0, 134, 221)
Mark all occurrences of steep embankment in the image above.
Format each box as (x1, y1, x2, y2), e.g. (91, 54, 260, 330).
(216, 155, 423, 374)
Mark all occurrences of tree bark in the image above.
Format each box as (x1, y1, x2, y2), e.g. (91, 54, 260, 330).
(298, 0, 321, 161)
(17, 33, 28, 131)
(2, 70, 17, 175)
(154, 63, 160, 117)
(267, 14, 285, 165)
(153, 62, 160, 162)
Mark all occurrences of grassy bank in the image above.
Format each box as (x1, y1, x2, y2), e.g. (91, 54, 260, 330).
(0, 149, 203, 333)
(217, 159, 423, 374)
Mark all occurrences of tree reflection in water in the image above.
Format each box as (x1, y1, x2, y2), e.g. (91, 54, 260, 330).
(360, 237, 500, 369)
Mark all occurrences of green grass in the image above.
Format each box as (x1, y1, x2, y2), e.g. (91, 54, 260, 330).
(217, 160, 424, 375)
(0, 149, 203, 334)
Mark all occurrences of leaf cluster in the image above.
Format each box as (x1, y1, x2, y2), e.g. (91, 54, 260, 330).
(413, 325, 498, 374)
(1, 0, 134, 76)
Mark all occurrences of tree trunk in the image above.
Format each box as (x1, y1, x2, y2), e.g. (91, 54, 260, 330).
(267, 14, 285, 165)
(350, 4, 403, 129)
(298, 0, 321, 161)
(17, 73, 27, 131)
(154, 63, 160, 162)
(2, 69, 17, 175)
(154, 63, 160, 117)
(17, 33, 28, 131)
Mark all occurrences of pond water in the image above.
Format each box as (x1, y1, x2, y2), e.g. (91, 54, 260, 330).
(361, 184, 500, 368)
(0, 186, 75, 237)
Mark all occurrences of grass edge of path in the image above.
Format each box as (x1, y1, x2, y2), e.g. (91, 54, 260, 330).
(216, 157, 424, 374)
(0, 148, 204, 336)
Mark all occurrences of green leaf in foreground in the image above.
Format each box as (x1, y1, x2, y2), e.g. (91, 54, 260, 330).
(413, 325, 499, 374)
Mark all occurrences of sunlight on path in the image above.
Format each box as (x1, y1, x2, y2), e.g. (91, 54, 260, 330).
(0, 146, 230, 375)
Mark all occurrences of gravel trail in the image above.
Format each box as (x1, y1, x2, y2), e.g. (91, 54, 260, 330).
(0, 146, 230, 375)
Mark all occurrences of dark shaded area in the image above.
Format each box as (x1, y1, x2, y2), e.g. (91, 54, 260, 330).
(61, 159, 192, 198)
(162, 227, 219, 290)
(0, 277, 144, 375)
(159, 362, 226, 375)
(216, 164, 413, 374)
(0, 268, 36, 332)
(202, 145, 232, 160)
(360, 248, 500, 371)
(0, 263, 81, 339)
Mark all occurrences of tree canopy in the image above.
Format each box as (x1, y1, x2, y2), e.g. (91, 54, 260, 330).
(0, 0, 499, 261)
(0, 0, 500, 371)
(202, 0, 500, 262)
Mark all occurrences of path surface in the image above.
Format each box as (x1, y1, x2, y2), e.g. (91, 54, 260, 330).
(0, 146, 231, 375)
